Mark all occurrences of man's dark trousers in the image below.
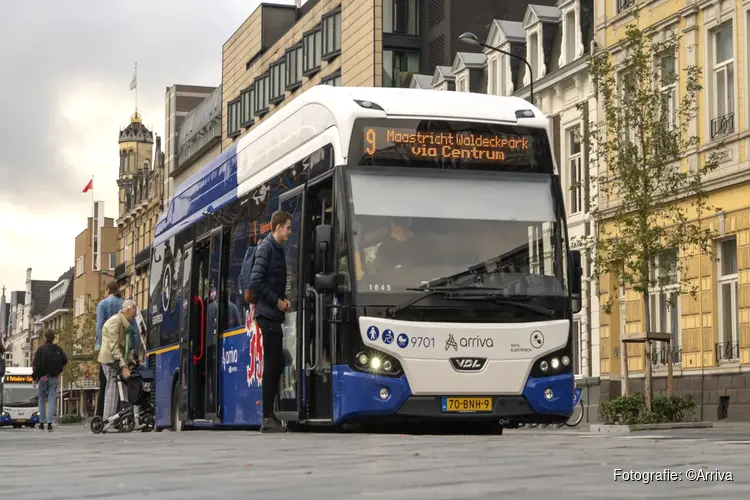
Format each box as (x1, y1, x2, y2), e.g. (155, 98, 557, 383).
(256, 316, 284, 418)
(96, 364, 107, 417)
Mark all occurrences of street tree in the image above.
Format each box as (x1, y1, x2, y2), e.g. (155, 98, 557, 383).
(56, 298, 99, 390)
(581, 17, 721, 410)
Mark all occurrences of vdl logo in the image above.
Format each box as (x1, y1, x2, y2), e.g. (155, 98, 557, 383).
(450, 357, 487, 372)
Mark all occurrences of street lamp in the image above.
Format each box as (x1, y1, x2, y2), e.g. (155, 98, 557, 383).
(458, 32, 535, 104)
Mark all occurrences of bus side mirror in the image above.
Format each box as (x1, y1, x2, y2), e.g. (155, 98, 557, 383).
(315, 224, 333, 274)
(569, 250, 582, 314)
(315, 273, 337, 292)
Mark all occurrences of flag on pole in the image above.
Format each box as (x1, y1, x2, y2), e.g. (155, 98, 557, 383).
(130, 64, 137, 90)
(82, 178, 93, 193)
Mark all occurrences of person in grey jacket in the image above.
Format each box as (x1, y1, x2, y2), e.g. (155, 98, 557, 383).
(248, 210, 292, 433)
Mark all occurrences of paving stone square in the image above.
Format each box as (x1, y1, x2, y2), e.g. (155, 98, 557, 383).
(2, 424, 749, 499)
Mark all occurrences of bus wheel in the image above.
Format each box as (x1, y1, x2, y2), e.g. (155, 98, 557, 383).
(171, 387, 184, 432)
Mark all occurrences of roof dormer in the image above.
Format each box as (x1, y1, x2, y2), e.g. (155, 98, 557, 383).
(410, 74, 433, 89)
(522, 4, 562, 86)
(431, 66, 456, 91)
(484, 20, 526, 96)
(451, 52, 487, 93)
(556, 0, 585, 67)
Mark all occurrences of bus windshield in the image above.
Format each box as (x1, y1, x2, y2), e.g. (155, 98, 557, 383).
(2, 386, 38, 408)
(346, 167, 566, 299)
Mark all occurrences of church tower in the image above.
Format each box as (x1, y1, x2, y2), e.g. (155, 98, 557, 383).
(115, 109, 165, 313)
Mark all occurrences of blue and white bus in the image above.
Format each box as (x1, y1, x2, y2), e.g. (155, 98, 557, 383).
(1, 367, 41, 428)
(147, 85, 582, 432)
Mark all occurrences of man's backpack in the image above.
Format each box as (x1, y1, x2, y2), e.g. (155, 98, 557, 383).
(45, 344, 67, 377)
(239, 238, 267, 305)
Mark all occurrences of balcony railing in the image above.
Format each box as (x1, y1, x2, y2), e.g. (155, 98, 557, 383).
(115, 262, 127, 280)
(716, 341, 740, 363)
(710, 113, 735, 138)
(135, 246, 151, 270)
(651, 345, 682, 366)
(617, 0, 634, 13)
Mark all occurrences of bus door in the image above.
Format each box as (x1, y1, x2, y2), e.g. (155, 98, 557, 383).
(189, 234, 211, 421)
(204, 227, 224, 423)
(177, 241, 193, 425)
(301, 175, 336, 422)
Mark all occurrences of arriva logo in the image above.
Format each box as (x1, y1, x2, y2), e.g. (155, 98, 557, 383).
(222, 348, 238, 373)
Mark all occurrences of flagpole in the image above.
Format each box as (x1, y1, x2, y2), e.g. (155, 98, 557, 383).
(134, 63, 138, 112)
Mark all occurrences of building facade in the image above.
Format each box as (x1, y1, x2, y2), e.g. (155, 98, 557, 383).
(164, 84, 219, 202)
(74, 204, 118, 318)
(115, 111, 166, 313)
(593, 0, 750, 421)
(3, 269, 55, 368)
(35, 267, 75, 356)
(221, 0, 542, 147)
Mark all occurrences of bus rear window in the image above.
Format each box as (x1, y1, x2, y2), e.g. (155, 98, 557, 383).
(349, 118, 553, 173)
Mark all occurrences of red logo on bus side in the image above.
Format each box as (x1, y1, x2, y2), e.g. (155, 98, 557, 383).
(245, 308, 263, 387)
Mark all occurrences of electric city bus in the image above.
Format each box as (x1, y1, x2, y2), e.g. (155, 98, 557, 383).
(1, 367, 41, 428)
(146, 85, 582, 432)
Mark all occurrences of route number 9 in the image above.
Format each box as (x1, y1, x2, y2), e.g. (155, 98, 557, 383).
(365, 128, 376, 155)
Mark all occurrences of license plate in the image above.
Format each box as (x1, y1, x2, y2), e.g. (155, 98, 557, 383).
(17, 419, 26, 423)
(441, 397, 493, 413)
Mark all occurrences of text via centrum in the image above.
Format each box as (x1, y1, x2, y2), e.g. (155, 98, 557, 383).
(613, 468, 734, 484)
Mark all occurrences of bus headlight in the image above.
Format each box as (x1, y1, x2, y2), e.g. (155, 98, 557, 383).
(531, 348, 573, 377)
(354, 349, 402, 377)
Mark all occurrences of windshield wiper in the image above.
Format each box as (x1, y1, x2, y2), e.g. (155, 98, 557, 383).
(384, 286, 487, 318)
(387, 286, 555, 318)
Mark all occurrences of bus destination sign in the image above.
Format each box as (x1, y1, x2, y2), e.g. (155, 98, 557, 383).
(363, 126, 530, 163)
(4, 375, 34, 384)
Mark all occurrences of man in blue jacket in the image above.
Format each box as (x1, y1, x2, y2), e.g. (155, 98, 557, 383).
(248, 210, 292, 433)
(95, 281, 140, 418)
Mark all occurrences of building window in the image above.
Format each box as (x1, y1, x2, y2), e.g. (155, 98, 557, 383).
(241, 87, 254, 127)
(303, 25, 322, 76)
(383, 0, 418, 35)
(648, 248, 680, 364)
(109, 253, 116, 270)
(286, 43, 304, 90)
(320, 70, 342, 86)
(76, 256, 84, 277)
(227, 98, 241, 137)
(711, 23, 735, 138)
(617, 0, 635, 14)
(270, 60, 286, 104)
(564, 9, 576, 64)
(322, 8, 342, 60)
(383, 49, 420, 87)
(566, 127, 583, 214)
(659, 52, 677, 130)
(254, 73, 270, 116)
(717, 237, 739, 360)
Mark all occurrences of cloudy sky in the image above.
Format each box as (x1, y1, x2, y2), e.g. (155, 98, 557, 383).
(0, 0, 297, 295)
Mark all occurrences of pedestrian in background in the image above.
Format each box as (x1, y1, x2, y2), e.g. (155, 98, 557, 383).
(31, 329, 68, 432)
(98, 300, 137, 432)
(95, 281, 140, 417)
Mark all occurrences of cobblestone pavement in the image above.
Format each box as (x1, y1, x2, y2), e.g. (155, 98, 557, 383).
(1, 423, 748, 499)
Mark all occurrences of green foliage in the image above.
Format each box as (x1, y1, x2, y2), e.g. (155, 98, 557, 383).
(578, 16, 720, 316)
(599, 392, 696, 425)
(56, 298, 99, 387)
(57, 414, 84, 424)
